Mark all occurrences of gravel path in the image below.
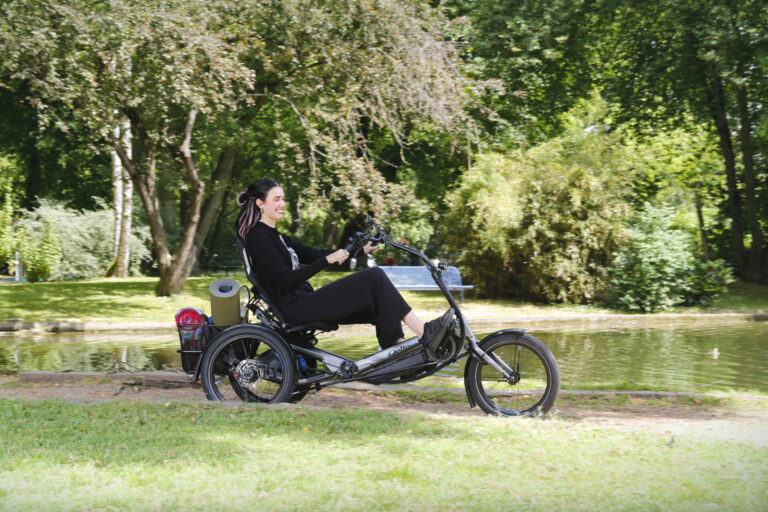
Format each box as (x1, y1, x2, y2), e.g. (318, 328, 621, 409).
(2, 372, 766, 447)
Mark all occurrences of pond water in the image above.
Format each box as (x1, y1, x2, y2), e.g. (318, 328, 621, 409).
(1, 318, 766, 393)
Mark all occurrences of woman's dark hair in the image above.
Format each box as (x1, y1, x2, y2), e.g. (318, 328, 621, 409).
(235, 178, 280, 239)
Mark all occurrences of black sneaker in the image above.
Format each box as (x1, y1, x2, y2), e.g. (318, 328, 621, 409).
(419, 309, 454, 352)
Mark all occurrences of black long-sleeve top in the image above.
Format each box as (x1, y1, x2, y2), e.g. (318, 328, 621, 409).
(245, 221, 334, 304)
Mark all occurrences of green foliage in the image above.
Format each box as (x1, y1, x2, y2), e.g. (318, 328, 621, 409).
(0, 0, 475, 295)
(445, 0, 605, 143)
(607, 203, 736, 312)
(17, 200, 151, 281)
(0, 183, 18, 269)
(627, 122, 723, 206)
(443, 96, 633, 302)
(19, 220, 61, 282)
(684, 259, 735, 306)
(607, 205, 695, 312)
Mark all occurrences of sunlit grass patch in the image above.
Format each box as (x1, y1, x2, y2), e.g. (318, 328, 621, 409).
(2, 398, 765, 511)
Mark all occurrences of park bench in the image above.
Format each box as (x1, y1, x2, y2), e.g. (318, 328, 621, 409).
(380, 265, 474, 303)
(201, 253, 242, 276)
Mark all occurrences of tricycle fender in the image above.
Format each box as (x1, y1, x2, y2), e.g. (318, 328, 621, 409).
(463, 328, 526, 408)
(193, 323, 289, 382)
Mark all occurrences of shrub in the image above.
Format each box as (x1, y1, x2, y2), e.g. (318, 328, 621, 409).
(19, 221, 62, 282)
(0, 187, 17, 270)
(442, 124, 632, 303)
(683, 259, 735, 306)
(604, 204, 734, 312)
(17, 199, 151, 281)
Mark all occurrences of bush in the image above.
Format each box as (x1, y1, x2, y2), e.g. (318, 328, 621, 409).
(19, 221, 61, 282)
(0, 187, 17, 270)
(17, 199, 151, 281)
(605, 204, 733, 312)
(442, 118, 632, 302)
(606, 205, 694, 312)
(683, 259, 735, 306)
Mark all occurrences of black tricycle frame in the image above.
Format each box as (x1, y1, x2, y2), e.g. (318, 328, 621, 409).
(190, 216, 560, 416)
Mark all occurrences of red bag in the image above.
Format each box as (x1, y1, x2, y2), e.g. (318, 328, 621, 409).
(175, 307, 211, 373)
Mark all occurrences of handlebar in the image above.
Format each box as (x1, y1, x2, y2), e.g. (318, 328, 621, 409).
(342, 214, 387, 255)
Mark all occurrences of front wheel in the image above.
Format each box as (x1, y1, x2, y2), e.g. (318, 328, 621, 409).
(465, 333, 560, 417)
(199, 325, 295, 403)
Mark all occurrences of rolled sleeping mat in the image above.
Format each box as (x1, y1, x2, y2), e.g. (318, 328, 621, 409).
(209, 278, 242, 327)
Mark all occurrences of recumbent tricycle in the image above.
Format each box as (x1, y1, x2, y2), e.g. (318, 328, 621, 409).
(180, 217, 560, 417)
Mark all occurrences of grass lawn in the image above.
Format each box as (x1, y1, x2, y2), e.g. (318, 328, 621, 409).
(1, 273, 766, 324)
(1, 398, 766, 512)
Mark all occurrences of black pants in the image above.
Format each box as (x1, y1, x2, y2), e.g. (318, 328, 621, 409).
(279, 267, 412, 348)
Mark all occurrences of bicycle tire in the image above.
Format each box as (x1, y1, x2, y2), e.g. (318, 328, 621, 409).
(465, 333, 560, 417)
(200, 325, 295, 403)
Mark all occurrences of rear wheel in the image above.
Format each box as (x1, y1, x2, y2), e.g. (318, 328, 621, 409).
(200, 325, 295, 403)
(465, 333, 559, 417)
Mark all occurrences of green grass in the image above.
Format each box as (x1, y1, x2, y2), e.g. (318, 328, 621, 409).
(701, 281, 768, 311)
(0, 399, 765, 511)
(1, 273, 766, 323)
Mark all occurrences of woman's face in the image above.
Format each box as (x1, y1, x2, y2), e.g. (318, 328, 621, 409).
(257, 186, 286, 223)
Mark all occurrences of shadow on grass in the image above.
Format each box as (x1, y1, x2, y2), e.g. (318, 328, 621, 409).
(0, 399, 477, 465)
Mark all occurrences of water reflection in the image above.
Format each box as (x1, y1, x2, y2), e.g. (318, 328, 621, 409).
(1, 319, 765, 393)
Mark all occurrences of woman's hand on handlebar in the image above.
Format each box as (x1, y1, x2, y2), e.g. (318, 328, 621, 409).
(326, 249, 349, 265)
(363, 242, 379, 255)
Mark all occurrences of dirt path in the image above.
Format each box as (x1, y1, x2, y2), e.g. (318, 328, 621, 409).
(2, 372, 766, 447)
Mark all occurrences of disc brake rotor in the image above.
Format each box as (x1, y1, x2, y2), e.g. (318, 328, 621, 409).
(232, 359, 264, 388)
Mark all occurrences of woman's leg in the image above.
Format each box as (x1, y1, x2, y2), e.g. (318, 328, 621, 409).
(402, 310, 425, 339)
(281, 267, 411, 348)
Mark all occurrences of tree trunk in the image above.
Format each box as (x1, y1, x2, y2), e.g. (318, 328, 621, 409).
(181, 97, 269, 278)
(202, 186, 234, 263)
(108, 120, 133, 277)
(114, 168, 133, 276)
(324, 220, 338, 248)
(154, 108, 206, 295)
(734, 71, 763, 282)
(23, 151, 41, 210)
(726, 0, 762, 282)
(694, 189, 710, 262)
(706, 73, 746, 274)
(112, 130, 175, 293)
(111, 131, 123, 260)
(181, 147, 238, 277)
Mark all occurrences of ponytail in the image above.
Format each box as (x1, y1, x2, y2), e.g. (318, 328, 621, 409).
(235, 178, 280, 239)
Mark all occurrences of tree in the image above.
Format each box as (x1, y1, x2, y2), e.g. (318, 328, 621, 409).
(1, 0, 473, 295)
(107, 121, 133, 278)
(600, 0, 768, 282)
(0, 88, 112, 211)
(443, 0, 603, 142)
(627, 122, 724, 261)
